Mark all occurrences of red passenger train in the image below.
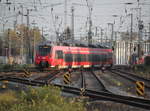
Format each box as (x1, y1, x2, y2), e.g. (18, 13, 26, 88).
(35, 44, 113, 69)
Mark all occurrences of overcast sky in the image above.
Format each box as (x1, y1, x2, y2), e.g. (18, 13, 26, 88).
(0, 0, 150, 40)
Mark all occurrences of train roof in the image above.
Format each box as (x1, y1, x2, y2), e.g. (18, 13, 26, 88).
(37, 40, 110, 49)
(61, 40, 110, 49)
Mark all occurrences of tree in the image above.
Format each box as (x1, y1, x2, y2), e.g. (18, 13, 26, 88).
(63, 27, 71, 40)
(120, 32, 138, 41)
(2, 24, 42, 59)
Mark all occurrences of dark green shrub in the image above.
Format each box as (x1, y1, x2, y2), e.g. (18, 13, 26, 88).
(0, 86, 85, 111)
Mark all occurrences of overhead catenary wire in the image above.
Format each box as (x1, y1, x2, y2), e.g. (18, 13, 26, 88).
(0, 0, 149, 39)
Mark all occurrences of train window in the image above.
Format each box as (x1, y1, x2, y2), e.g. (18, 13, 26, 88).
(74, 54, 83, 62)
(101, 54, 105, 62)
(88, 54, 93, 62)
(94, 54, 98, 62)
(81, 54, 86, 62)
(77, 54, 81, 62)
(103, 54, 107, 62)
(85, 55, 88, 62)
(74, 54, 77, 62)
(55, 50, 63, 59)
(65, 54, 73, 62)
(39, 45, 51, 56)
(92, 54, 95, 62)
(98, 55, 101, 62)
(108, 53, 112, 59)
(95, 54, 100, 62)
(98, 55, 102, 62)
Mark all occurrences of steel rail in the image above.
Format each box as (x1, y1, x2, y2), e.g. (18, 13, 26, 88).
(85, 90, 150, 110)
(90, 70, 110, 92)
(34, 70, 60, 81)
(110, 70, 150, 89)
(0, 76, 150, 109)
(54, 84, 150, 109)
(54, 84, 150, 110)
(0, 76, 46, 86)
(0, 67, 58, 73)
(115, 69, 150, 83)
(47, 71, 64, 83)
(80, 69, 86, 89)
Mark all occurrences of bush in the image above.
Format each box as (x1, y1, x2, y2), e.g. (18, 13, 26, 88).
(0, 64, 32, 71)
(144, 56, 150, 66)
(0, 91, 17, 111)
(0, 86, 85, 111)
(0, 64, 14, 71)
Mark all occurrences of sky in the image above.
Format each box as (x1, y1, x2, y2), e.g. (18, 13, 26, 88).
(0, 0, 150, 40)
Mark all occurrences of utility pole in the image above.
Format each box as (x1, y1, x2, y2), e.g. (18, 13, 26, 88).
(20, 5, 23, 24)
(130, 13, 133, 58)
(20, 5, 24, 64)
(115, 31, 117, 41)
(71, 6, 74, 44)
(112, 24, 114, 46)
(100, 28, 103, 43)
(86, 0, 93, 45)
(105, 30, 108, 43)
(51, 8, 59, 42)
(33, 28, 35, 63)
(64, 0, 67, 40)
(42, 27, 44, 38)
(32, 21, 36, 63)
(148, 23, 150, 53)
(108, 23, 114, 47)
(64, 0, 67, 29)
(149, 23, 150, 40)
(8, 28, 11, 58)
(130, 13, 133, 42)
(137, 0, 143, 58)
(138, 9, 143, 58)
(2, 20, 8, 57)
(14, 20, 17, 31)
(26, 9, 31, 64)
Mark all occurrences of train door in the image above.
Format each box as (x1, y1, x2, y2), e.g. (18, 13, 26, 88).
(55, 50, 63, 67)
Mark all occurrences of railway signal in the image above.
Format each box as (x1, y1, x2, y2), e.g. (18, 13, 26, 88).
(63, 72, 71, 84)
(23, 69, 32, 77)
(136, 81, 145, 96)
(1, 80, 9, 88)
(80, 88, 85, 96)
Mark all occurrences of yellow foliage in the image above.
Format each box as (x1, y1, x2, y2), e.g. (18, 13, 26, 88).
(0, 86, 86, 111)
(0, 91, 17, 104)
(3, 24, 42, 56)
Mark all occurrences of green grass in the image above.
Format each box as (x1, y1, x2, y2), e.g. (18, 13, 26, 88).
(132, 64, 150, 78)
(0, 86, 85, 111)
(0, 64, 33, 71)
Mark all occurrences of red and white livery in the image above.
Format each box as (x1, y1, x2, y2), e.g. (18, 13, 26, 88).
(35, 45, 113, 69)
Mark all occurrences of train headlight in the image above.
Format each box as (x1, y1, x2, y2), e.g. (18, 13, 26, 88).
(42, 57, 46, 59)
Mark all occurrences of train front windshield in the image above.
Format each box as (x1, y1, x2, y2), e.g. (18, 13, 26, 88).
(38, 46, 51, 56)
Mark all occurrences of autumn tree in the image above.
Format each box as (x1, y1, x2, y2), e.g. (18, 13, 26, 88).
(62, 27, 71, 41)
(3, 24, 42, 59)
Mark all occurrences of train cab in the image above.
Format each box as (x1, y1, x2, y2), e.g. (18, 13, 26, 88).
(35, 45, 52, 67)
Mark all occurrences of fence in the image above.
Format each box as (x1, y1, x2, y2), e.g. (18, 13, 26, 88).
(114, 41, 150, 65)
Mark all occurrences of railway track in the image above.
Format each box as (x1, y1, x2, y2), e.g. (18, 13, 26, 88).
(80, 69, 111, 92)
(110, 69, 150, 89)
(115, 69, 150, 83)
(0, 67, 64, 81)
(90, 70, 110, 92)
(0, 67, 56, 73)
(0, 76, 150, 110)
(34, 70, 64, 83)
(80, 69, 86, 89)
